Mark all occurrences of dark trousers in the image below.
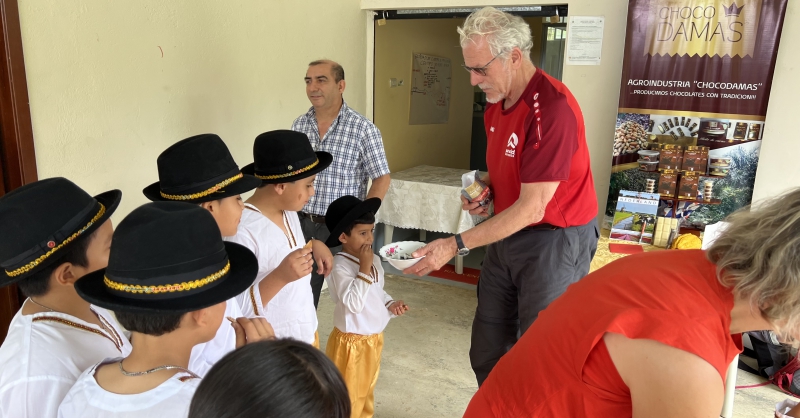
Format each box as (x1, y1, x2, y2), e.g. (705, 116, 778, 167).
(299, 215, 340, 309)
(469, 221, 599, 386)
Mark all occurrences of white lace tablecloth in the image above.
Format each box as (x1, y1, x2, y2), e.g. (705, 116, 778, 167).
(376, 165, 487, 234)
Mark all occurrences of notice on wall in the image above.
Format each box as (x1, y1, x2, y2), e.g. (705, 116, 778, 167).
(565, 16, 605, 65)
(409, 53, 451, 125)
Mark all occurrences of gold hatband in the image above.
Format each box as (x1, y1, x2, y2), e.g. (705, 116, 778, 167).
(255, 159, 319, 180)
(160, 173, 243, 201)
(103, 261, 230, 294)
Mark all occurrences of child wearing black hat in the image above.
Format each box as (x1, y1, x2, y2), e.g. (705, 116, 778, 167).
(57, 202, 272, 418)
(0, 178, 130, 418)
(143, 133, 267, 376)
(323, 195, 408, 418)
(227, 130, 334, 347)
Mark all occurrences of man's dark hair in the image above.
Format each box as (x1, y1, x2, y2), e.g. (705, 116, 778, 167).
(114, 310, 185, 336)
(343, 211, 375, 236)
(189, 339, 350, 418)
(309, 60, 345, 83)
(16, 229, 96, 297)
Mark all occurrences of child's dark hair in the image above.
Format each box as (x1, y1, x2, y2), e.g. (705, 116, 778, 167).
(256, 180, 295, 189)
(114, 311, 185, 336)
(16, 229, 96, 297)
(188, 339, 350, 418)
(343, 211, 375, 236)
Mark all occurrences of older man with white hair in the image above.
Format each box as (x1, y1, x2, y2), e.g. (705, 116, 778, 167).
(406, 7, 599, 385)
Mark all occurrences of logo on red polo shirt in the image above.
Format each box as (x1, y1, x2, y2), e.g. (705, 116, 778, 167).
(505, 133, 518, 158)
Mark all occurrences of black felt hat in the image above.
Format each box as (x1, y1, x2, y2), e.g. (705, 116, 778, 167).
(143, 133, 261, 203)
(324, 196, 381, 247)
(75, 202, 258, 313)
(0, 178, 121, 286)
(241, 130, 332, 184)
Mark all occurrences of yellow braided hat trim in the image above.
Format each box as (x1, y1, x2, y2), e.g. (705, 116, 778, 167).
(255, 160, 319, 180)
(160, 173, 243, 201)
(104, 261, 230, 294)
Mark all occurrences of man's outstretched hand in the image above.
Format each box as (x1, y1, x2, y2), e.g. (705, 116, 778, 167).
(402, 237, 457, 277)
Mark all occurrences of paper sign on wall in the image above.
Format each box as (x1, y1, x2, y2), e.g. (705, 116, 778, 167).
(566, 16, 604, 66)
(409, 53, 451, 125)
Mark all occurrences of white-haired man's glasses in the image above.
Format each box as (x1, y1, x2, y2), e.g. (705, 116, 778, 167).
(461, 54, 501, 77)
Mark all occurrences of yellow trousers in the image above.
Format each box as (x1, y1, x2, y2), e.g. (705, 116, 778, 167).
(326, 327, 384, 418)
(313, 330, 319, 349)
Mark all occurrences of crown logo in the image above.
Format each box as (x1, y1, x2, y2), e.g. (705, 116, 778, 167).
(722, 2, 744, 17)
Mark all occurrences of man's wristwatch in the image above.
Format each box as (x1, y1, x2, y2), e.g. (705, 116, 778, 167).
(454, 234, 470, 256)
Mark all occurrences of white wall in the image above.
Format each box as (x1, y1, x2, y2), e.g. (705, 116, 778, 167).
(18, 0, 366, 219)
(751, 0, 800, 203)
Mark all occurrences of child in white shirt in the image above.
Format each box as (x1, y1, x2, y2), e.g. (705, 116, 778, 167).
(58, 202, 272, 418)
(0, 178, 130, 418)
(228, 130, 334, 346)
(323, 195, 408, 418)
(142, 133, 266, 376)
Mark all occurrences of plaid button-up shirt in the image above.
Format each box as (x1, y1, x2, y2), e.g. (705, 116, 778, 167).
(292, 101, 390, 216)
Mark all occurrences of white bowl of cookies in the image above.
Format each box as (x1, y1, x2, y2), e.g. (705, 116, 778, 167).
(379, 241, 426, 270)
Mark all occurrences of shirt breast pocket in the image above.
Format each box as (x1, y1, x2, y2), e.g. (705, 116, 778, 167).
(332, 147, 360, 177)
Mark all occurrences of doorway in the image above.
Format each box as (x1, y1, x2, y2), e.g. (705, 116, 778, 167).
(371, 7, 568, 174)
(541, 22, 567, 81)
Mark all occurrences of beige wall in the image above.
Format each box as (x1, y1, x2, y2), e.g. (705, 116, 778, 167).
(19, 0, 367, 219)
(374, 18, 473, 172)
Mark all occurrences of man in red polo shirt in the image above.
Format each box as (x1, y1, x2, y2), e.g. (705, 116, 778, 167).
(406, 7, 599, 385)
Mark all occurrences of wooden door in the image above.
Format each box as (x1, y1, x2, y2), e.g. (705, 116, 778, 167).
(0, 0, 38, 343)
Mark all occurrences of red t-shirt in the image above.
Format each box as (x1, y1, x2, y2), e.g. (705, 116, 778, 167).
(463, 250, 743, 417)
(484, 69, 597, 228)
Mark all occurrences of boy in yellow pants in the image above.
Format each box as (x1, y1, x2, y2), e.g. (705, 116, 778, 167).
(323, 195, 408, 418)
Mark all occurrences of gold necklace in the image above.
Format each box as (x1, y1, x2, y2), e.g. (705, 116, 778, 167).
(118, 360, 200, 379)
(28, 298, 55, 312)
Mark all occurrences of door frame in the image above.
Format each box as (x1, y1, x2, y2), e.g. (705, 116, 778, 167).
(540, 22, 567, 79)
(0, 0, 38, 343)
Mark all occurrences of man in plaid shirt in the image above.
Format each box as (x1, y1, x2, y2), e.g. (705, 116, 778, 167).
(292, 59, 391, 308)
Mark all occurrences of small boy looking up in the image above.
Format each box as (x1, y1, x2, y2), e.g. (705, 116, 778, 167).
(323, 195, 408, 418)
(228, 130, 334, 346)
(143, 133, 265, 375)
(58, 202, 272, 418)
(0, 178, 129, 418)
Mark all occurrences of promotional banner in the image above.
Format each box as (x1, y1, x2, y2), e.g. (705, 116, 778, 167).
(603, 0, 787, 233)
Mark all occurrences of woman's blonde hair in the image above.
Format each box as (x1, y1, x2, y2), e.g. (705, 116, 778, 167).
(707, 188, 800, 339)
